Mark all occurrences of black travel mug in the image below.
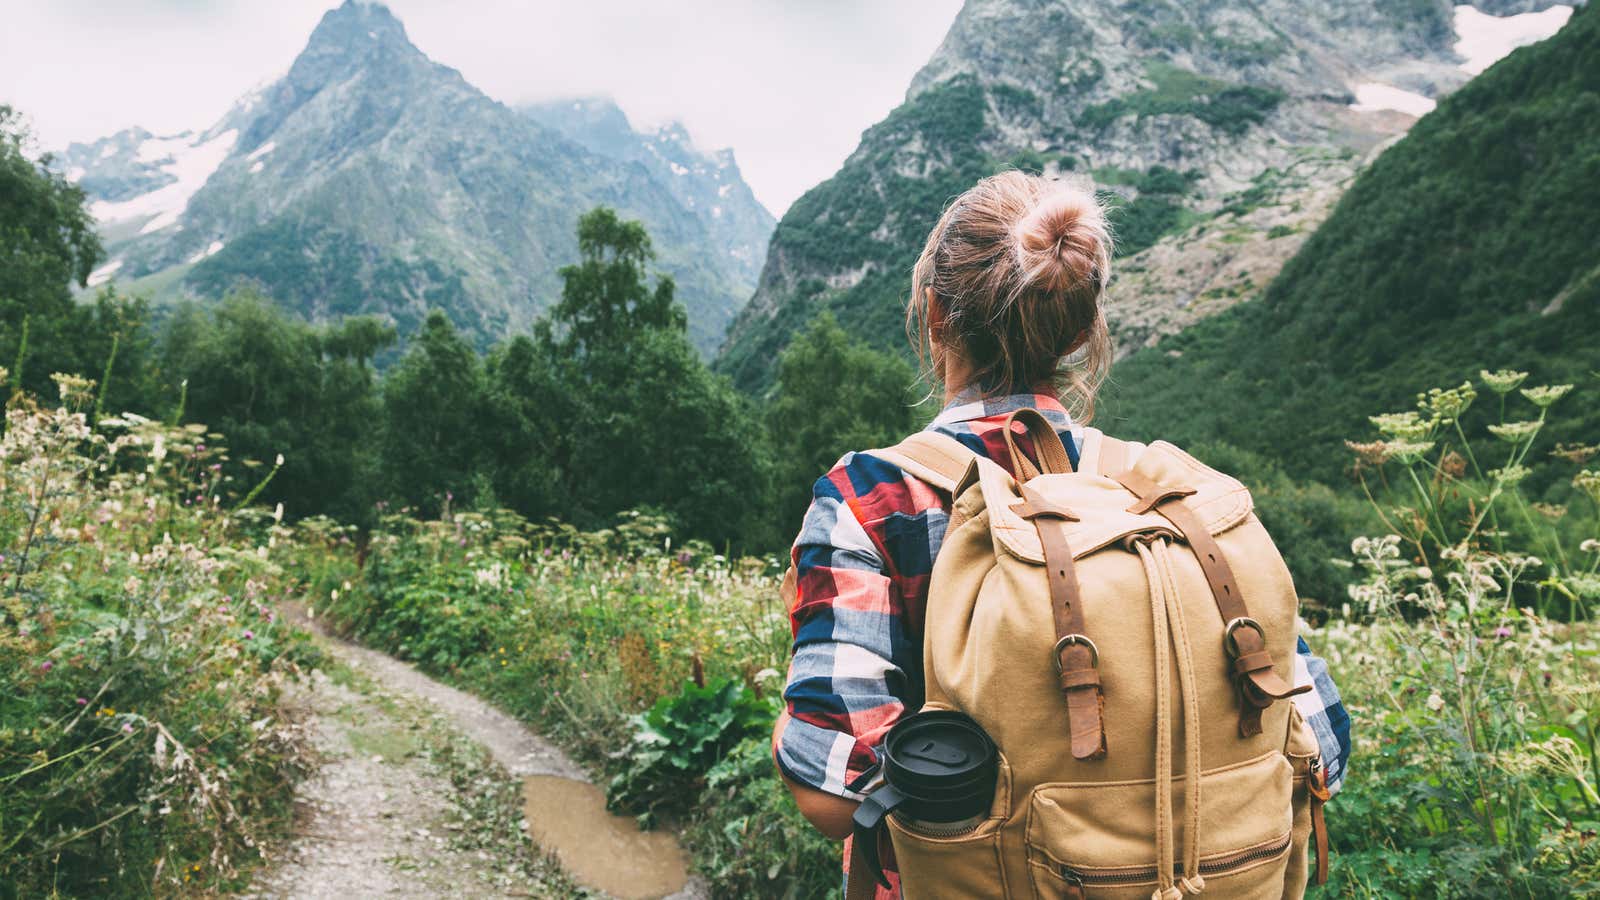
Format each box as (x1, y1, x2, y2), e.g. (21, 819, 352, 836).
(850, 710, 999, 888)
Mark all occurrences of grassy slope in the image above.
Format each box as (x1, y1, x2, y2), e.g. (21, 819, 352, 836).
(1101, 3, 1600, 484)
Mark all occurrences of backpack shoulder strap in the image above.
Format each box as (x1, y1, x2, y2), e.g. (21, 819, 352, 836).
(866, 431, 977, 492)
(1078, 426, 1142, 476)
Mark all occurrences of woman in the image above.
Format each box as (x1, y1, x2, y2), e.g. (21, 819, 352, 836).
(772, 171, 1351, 897)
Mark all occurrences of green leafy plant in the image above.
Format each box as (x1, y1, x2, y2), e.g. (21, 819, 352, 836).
(608, 678, 777, 822)
(685, 735, 839, 899)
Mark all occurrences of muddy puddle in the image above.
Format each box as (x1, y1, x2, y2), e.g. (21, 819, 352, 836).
(521, 775, 689, 899)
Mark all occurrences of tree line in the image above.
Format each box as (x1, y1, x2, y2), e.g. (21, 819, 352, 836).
(1, 106, 924, 551)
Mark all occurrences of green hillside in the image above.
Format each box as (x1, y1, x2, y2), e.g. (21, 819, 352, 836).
(1102, 2, 1600, 483)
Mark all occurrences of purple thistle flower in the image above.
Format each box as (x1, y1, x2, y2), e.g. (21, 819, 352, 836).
(76, 697, 88, 706)
(243, 630, 255, 640)
(1494, 626, 1513, 638)
(40, 660, 53, 672)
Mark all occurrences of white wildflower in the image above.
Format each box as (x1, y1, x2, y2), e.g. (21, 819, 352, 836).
(1519, 384, 1572, 409)
(1480, 369, 1528, 394)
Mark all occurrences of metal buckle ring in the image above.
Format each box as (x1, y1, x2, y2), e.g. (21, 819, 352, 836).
(1223, 616, 1266, 658)
(1052, 633, 1099, 673)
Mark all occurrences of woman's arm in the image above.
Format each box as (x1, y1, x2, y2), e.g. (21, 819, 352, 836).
(774, 715, 859, 839)
(773, 456, 919, 839)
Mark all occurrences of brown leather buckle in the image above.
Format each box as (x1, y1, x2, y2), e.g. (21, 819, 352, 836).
(1222, 616, 1266, 658)
(1053, 633, 1099, 672)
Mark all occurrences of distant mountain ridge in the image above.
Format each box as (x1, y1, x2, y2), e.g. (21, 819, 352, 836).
(520, 97, 774, 291)
(58, 1, 773, 352)
(715, 0, 1575, 390)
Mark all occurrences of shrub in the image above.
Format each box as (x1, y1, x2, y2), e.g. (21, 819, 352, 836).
(0, 374, 317, 896)
(608, 678, 777, 823)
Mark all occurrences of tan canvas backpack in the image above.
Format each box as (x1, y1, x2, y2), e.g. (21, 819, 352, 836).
(841, 409, 1332, 900)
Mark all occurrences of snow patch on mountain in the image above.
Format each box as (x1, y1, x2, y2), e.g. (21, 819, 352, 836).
(188, 240, 225, 263)
(1350, 83, 1438, 116)
(1454, 4, 1573, 75)
(247, 140, 277, 161)
(87, 258, 122, 287)
(90, 129, 238, 234)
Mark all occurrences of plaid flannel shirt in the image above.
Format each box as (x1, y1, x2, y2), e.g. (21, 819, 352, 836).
(775, 391, 1351, 896)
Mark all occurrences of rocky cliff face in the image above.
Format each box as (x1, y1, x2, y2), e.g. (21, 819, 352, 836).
(521, 98, 774, 292)
(716, 0, 1574, 390)
(60, 1, 770, 353)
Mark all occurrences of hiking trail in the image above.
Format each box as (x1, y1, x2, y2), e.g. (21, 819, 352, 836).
(246, 610, 705, 899)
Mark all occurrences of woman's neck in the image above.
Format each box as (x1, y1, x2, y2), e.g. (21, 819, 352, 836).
(941, 352, 977, 405)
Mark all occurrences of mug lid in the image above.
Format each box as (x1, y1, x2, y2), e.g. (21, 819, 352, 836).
(883, 710, 997, 797)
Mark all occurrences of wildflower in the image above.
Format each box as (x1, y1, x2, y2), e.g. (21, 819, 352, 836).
(1551, 442, 1599, 465)
(39, 660, 52, 672)
(1385, 441, 1434, 464)
(273, 502, 284, 523)
(275, 453, 284, 466)
(1491, 465, 1530, 486)
(1487, 421, 1540, 444)
(1530, 502, 1566, 519)
(122, 722, 134, 734)
(76, 697, 87, 706)
(1417, 382, 1475, 424)
(1519, 383, 1572, 408)
(1425, 692, 1446, 712)
(150, 434, 167, 463)
(1582, 539, 1600, 554)
(1574, 470, 1600, 504)
(1480, 369, 1528, 394)
(1494, 626, 1512, 638)
(1369, 411, 1431, 441)
(243, 630, 255, 640)
(1569, 574, 1600, 600)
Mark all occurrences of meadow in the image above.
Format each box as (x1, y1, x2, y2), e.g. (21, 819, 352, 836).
(292, 367, 1600, 898)
(5, 363, 1600, 898)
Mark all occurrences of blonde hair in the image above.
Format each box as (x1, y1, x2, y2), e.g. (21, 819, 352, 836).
(907, 171, 1113, 421)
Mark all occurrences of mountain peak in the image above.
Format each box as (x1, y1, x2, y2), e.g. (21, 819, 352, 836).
(290, 0, 422, 88)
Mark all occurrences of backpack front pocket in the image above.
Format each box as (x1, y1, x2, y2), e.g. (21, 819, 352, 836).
(1025, 750, 1295, 899)
(881, 750, 1013, 899)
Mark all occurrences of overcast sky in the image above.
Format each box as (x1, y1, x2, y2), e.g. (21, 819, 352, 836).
(1, 0, 963, 216)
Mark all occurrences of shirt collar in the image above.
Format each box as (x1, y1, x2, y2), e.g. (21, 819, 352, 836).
(929, 387, 1073, 428)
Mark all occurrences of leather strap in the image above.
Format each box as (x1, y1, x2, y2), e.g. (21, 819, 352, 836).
(1110, 468, 1310, 737)
(845, 831, 879, 900)
(1309, 762, 1332, 885)
(1016, 486, 1105, 760)
(1002, 408, 1074, 481)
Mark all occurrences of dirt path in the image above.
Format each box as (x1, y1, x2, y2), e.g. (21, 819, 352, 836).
(246, 614, 706, 899)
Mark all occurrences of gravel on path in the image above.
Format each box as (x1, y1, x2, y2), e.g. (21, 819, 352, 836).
(246, 610, 707, 900)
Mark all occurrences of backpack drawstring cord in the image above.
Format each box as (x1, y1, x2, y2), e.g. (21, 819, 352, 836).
(1158, 538, 1206, 895)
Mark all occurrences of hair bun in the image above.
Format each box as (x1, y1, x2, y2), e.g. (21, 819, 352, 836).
(1014, 188, 1108, 294)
